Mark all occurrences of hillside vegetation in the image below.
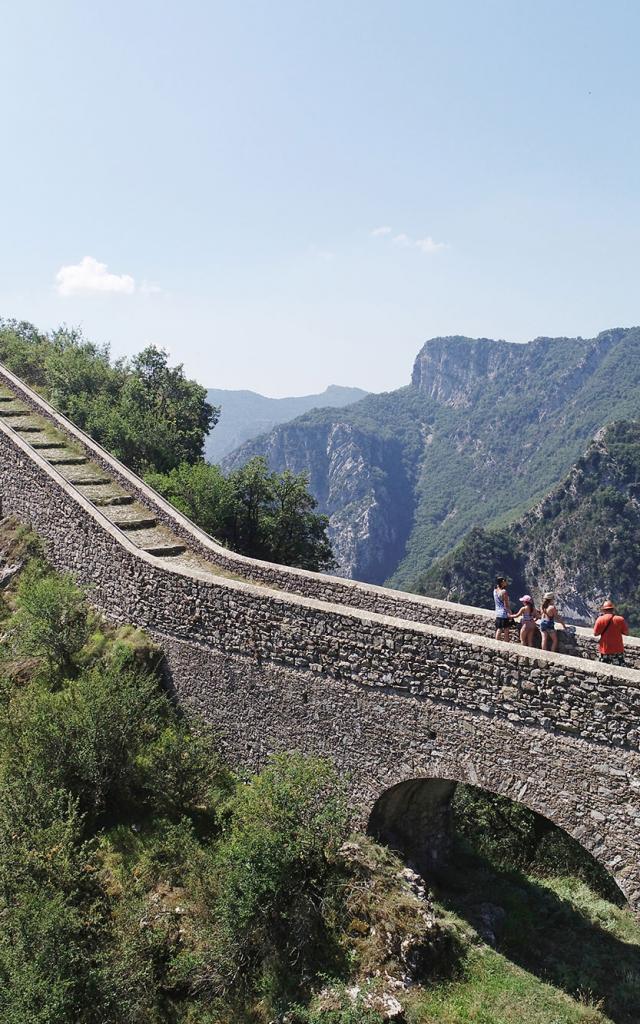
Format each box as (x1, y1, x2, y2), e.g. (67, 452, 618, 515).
(0, 319, 217, 474)
(416, 421, 640, 628)
(0, 519, 639, 1023)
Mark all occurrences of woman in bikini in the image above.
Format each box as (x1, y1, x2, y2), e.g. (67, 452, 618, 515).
(539, 591, 566, 652)
(513, 594, 540, 647)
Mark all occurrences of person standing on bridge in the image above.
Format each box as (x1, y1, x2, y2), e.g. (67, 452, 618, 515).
(593, 599, 629, 666)
(493, 576, 513, 641)
(539, 592, 566, 652)
(513, 594, 540, 647)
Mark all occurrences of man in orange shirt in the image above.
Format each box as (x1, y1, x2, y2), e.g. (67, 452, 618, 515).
(593, 599, 629, 666)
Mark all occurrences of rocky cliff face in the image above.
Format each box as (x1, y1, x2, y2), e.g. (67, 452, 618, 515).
(226, 415, 414, 582)
(419, 420, 640, 627)
(225, 328, 640, 584)
(205, 384, 367, 462)
(411, 336, 510, 407)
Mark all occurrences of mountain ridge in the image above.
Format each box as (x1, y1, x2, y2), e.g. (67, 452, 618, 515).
(205, 383, 368, 462)
(224, 327, 640, 585)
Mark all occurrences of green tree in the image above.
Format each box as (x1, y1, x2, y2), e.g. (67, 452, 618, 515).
(147, 457, 335, 572)
(0, 321, 218, 475)
(116, 347, 218, 472)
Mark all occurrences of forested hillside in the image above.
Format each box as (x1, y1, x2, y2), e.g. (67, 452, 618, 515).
(417, 421, 640, 628)
(225, 328, 640, 587)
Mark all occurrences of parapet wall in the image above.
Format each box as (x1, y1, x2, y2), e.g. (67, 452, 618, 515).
(1, 363, 637, 668)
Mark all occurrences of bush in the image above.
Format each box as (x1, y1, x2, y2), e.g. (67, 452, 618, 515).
(187, 752, 349, 1006)
(10, 563, 90, 680)
(147, 458, 335, 571)
(0, 784, 102, 1024)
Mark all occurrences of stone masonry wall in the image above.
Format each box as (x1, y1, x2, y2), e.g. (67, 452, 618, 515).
(2, 363, 638, 669)
(1, 417, 640, 910)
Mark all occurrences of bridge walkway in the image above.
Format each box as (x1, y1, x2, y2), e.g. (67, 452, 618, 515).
(0, 382, 249, 582)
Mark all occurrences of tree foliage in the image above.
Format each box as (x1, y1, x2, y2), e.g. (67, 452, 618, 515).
(0, 319, 217, 474)
(147, 457, 335, 571)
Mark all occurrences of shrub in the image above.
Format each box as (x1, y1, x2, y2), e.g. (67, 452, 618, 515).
(187, 752, 349, 1006)
(10, 563, 90, 680)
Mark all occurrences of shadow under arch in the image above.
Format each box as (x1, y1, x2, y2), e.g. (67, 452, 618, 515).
(367, 777, 640, 1023)
(368, 777, 458, 874)
(366, 774, 628, 904)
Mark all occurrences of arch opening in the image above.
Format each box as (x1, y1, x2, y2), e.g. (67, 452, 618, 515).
(367, 777, 457, 875)
(367, 778, 639, 1019)
(367, 777, 626, 907)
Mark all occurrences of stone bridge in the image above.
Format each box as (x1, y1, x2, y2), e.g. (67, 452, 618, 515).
(0, 362, 639, 912)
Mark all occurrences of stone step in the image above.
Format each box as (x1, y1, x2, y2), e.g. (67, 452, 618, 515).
(0, 394, 16, 403)
(45, 453, 88, 466)
(88, 490, 135, 507)
(13, 419, 47, 433)
(30, 439, 68, 450)
(144, 543, 188, 557)
(123, 524, 188, 558)
(112, 515, 158, 532)
(102, 501, 155, 526)
(65, 471, 113, 486)
(0, 407, 30, 417)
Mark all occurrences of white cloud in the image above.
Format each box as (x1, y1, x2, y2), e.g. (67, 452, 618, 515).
(415, 236, 448, 254)
(370, 227, 449, 255)
(55, 256, 136, 296)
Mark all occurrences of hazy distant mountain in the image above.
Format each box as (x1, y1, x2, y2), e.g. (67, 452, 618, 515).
(224, 328, 640, 585)
(205, 385, 368, 463)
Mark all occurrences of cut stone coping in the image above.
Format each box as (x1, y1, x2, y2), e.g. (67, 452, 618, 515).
(3, 416, 640, 691)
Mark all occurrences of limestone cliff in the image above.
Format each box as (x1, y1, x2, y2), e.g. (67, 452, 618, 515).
(225, 328, 640, 584)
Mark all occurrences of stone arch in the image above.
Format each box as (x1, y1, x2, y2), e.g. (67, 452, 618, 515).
(366, 770, 628, 907)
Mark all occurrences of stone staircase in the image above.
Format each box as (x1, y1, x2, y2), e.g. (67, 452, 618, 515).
(0, 385, 232, 573)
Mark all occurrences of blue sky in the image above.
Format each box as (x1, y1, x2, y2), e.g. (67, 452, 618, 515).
(1, 0, 639, 395)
